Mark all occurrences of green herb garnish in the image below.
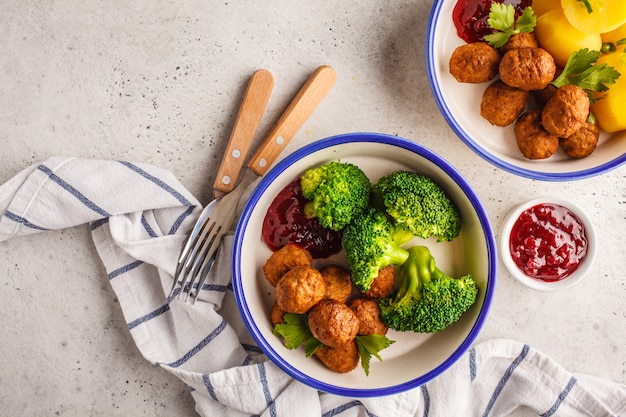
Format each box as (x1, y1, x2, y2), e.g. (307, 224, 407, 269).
(552, 48, 621, 103)
(355, 334, 395, 376)
(577, 0, 593, 14)
(484, 3, 537, 48)
(601, 42, 617, 54)
(273, 312, 395, 375)
(273, 313, 322, 356)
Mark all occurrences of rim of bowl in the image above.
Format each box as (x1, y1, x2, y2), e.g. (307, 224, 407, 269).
(231, 132, 498, 397)
(424, 0, 626, 182)
(499, 196, 597, 292)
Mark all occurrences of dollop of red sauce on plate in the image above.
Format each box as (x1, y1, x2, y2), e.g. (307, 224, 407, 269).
(509, 203, 588, 281)
(453, 0, 532, 43)
(262, 178, 342, 259)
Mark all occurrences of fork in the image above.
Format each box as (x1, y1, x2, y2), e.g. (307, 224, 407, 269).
(169, 68, 274, 302)
(171, 65, 337, 303)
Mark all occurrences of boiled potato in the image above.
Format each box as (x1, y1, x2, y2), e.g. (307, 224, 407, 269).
(534, 8, 602, 67)
(601, 22, 626, 45)
(590, 51, 626, 133)
(561, 0, 626, 34)
(532, 0, 562, 16)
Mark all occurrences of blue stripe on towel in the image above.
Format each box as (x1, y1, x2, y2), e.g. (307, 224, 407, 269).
(202, 373, 218, 401)
(107, 260, 144, 280)
(37, 164, 110, 217)
(258, 362, 277, 417)
(469, 347, 477, 382)
(201, 283, 228, 293)
(127, 303, 171, 330)
(140, 214, 158, 238)
(540, 376, 577, 417)
(322, 401, 377, 417)
(163, 318, 227, 368)
(421, 385, 431, 417)
(90, 217, 109, 230)
(4, 211, 48, 230)
(242, 343, 263, 355)
(482, 344, 530, 417)
(169, 206, 195, 235)
(118, 161, 194, 207)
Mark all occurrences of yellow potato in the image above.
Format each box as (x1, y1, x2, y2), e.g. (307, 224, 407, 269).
(590, 51, 626, 133)
(601, 22, 626, 45)
(532, 0, 562, 16)
(561, 0, 626, 34)
(534, 9, 602, 67)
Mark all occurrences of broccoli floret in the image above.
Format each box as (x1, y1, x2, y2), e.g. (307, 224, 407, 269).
(372, 171, 461, 242)
(300, 161, 371, 231)
(342, 208, 410, 292)
(378, 245, 478, 333)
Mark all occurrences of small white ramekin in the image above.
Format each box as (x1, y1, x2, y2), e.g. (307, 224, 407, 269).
(500, 197, 597, 291)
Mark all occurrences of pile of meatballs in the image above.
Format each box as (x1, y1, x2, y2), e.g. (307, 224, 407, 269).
(449, 32, 598, 159)
(263, 243, 394, 374)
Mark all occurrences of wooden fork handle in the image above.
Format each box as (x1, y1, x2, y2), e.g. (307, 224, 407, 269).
(248, 65, 337, 177)
(213, 69, 274, 194)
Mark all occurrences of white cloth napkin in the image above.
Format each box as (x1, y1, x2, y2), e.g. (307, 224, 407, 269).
(1, 156, 624, 417)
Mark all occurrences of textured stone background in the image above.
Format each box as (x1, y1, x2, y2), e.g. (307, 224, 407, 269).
(1, 1, 624, 416)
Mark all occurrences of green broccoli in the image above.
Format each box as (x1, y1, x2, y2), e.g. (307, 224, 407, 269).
(300, 161, 371, 231)
(372, 171, 461, 242)
(378, 245, 478, 333)
(341, 208, 410, 292)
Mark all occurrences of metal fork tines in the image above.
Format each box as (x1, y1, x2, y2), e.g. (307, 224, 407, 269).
(170, 65, 337, 304)
(170, 169, 255, 302)
(174, 219, 221, 300)
(169, 68, 275, 303)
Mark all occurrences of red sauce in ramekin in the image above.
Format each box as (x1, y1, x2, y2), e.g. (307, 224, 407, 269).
(509, 203, 588, 281)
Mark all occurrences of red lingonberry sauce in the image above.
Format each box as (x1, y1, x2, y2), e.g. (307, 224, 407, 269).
(509, 203, 588, 281)
(453, 0, 532, 43)
(262, 178, 342, 259)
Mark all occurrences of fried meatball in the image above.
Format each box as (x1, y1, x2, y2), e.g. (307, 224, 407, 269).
(514, 110, 560, 159)
(362, 265, 395, 299)
(541, 85, 590, 138)
(449, 42, 500, 83)
(308, 299, 360, 348)
(532, 83, 558, 107)
(320, 265, 353, 303)
(270, 302, 286, 325)
(480, 80, 529, 127)
(275, 265, 325, 314)
(501, 32, 538, 52)
(314, 341, 359, 373)
(348, 298, 388, 336)
(499, 47, 556, 91)
(263, 243, 313, 286)
(559, 122, 599, 159)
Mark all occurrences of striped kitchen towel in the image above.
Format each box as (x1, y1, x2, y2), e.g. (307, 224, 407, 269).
(1, 156, 624, 416)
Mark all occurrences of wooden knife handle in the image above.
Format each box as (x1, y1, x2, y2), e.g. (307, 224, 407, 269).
(213, 69, 274, 194)
(248, 65, 336, 177)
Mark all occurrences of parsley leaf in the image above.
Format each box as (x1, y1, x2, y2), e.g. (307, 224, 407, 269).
(274, 313, 395, 375)
(552, 48, 621, 103)
(273, 313, 316, 350)
(484, 4, 537, 48)
(577, 0, 593, 14)
(355, 334, 395, 376)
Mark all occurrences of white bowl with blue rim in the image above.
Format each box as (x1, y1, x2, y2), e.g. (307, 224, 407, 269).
(425, 0, 626, 181)
(232, 132, 496, 397)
